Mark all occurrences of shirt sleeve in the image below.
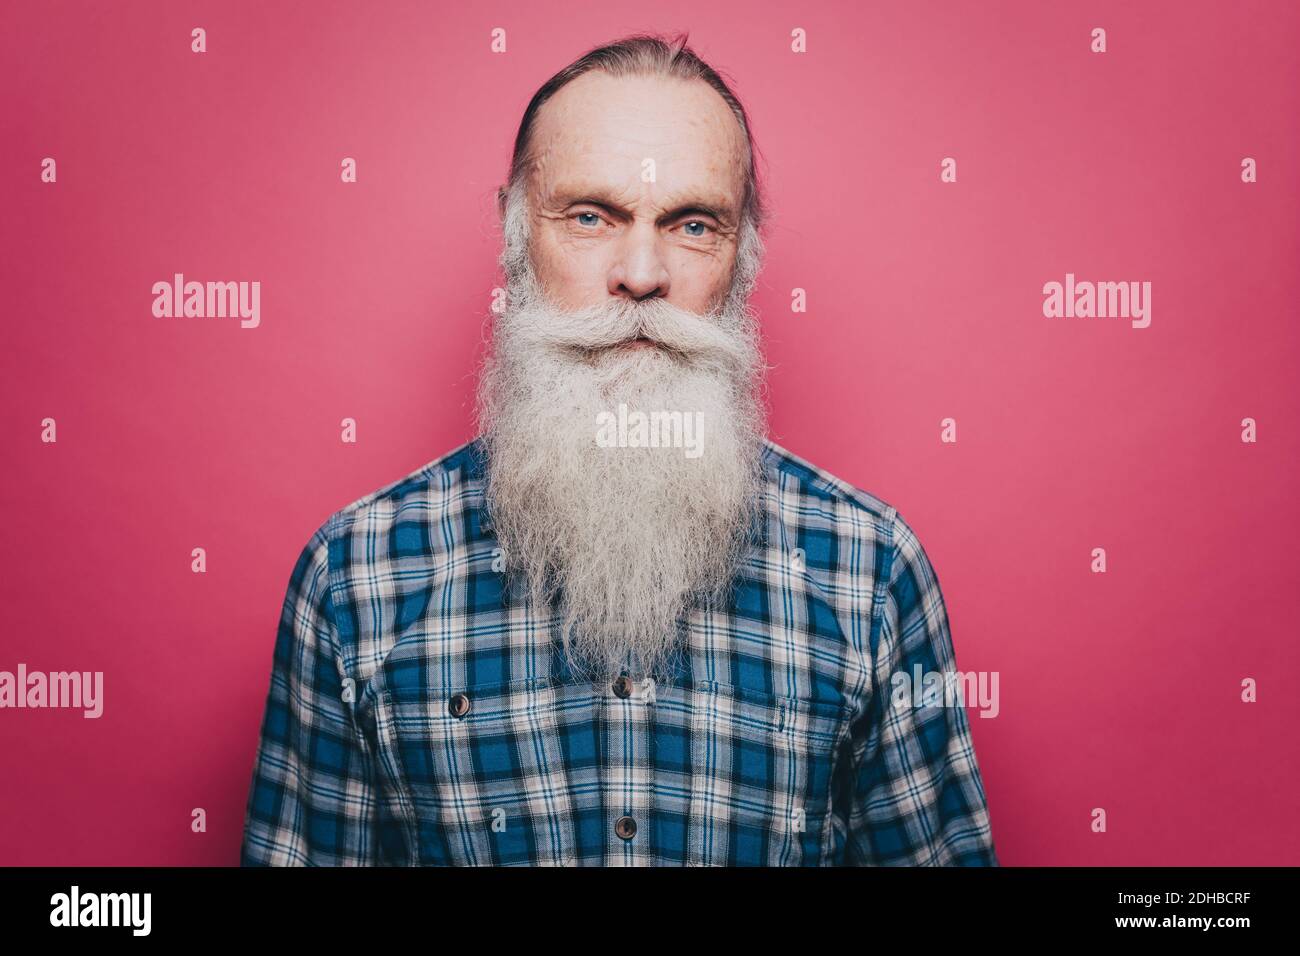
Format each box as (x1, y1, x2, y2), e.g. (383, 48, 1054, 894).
(239, 522, 380, 865)
(842, 509, 998, 865)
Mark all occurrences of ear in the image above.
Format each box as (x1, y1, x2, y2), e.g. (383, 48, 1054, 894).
(496, 185, 509, 222)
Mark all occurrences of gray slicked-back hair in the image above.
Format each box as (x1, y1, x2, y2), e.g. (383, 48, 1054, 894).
(496, 32, 767, 234)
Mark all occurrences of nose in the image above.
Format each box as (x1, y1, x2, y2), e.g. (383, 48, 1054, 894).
(607, 221, 670, 301)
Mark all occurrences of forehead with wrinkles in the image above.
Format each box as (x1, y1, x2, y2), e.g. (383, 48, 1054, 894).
(522, 71, 748, 228)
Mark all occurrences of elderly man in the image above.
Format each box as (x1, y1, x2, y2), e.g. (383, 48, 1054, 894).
(240, 33, 997, 866)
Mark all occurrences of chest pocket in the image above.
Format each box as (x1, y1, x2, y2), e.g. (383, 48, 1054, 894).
(688, 682, 849, 866)
(383, 677, 577, 866)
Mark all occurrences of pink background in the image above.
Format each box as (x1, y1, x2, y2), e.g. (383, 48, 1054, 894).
(2, 0, 1297, 866)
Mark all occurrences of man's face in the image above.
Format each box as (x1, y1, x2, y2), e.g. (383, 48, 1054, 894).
(519, 71, 748, 317)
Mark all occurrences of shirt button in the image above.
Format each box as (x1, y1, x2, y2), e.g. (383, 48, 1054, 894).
(612, 675, 634, 699)
(448, 693, 471, 718)
(614, 815, 637, 840)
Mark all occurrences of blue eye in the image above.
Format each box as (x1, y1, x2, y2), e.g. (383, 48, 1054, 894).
(682, 220, 709, 237)
(576, 212, 600, 227)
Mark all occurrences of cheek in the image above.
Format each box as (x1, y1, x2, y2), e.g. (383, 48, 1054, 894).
(534, 231, 608, 307)
(665, 250, 734, 310)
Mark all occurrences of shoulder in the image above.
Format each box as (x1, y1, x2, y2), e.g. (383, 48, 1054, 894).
(287, 438, 485, 569)
(760, 439, 895, 515)
(326, 439, 483, 530)
(307, 438, 487, 559)
(760, 438, 900, 541)
(759, 439, 940, 587)
(286, 440, 489, 666)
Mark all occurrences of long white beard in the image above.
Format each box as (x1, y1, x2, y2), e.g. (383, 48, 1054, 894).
(475, 263, 767, 681)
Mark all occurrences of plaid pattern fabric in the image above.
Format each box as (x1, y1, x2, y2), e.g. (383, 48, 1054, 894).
(240, 438, 998, 866)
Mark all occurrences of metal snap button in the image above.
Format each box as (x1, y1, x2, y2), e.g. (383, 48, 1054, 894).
(448, 692, 471, 718)
(612, 675, 634, 699)
(614, 815, 637, 840)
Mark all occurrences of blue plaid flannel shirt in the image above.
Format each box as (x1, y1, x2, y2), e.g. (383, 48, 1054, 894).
(240, 438, 997, 866)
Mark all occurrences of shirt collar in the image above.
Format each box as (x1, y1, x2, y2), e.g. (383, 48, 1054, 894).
(463, 436, 495, 534)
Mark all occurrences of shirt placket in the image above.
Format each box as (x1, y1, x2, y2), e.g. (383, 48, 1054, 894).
(602, 670, 655, 865)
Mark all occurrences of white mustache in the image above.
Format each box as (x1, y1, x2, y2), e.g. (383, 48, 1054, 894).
(501, 294, 755, 371)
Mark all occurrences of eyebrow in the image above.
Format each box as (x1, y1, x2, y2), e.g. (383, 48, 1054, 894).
(547, 184, 737, 225)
